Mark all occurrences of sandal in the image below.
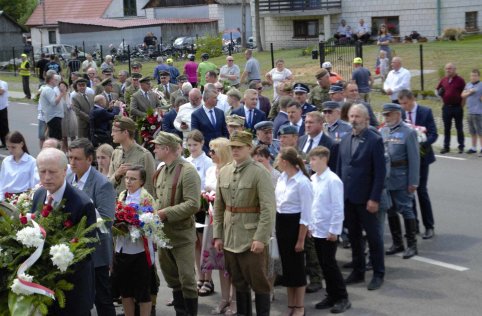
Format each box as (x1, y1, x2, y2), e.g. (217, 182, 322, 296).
(198, 280, 215, 296)
(197, 280, 204, 291)
(210, 299, 230, 314)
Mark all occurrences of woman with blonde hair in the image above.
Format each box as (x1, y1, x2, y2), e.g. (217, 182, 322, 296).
(96, 143, 114, 176)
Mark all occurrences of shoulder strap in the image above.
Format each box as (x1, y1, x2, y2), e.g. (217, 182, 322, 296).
(153, 164, 165, 184)
(170, 164, 183, 206)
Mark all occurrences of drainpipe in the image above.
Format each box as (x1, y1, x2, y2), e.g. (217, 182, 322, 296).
(436, 0, 441, 36)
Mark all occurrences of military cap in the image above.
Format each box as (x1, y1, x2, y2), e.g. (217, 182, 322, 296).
(329, 85, 344, 93)
(278, 125, 298, 136)
(150, 131, 182, 146)
(139, 76, 152, 83)
(229, 131, 253, 147)
(131, 73, 143, 79)
(293, 83, 310, 94)
(73, 78, 88, 85)
(159, 70, 170, 77)
(315, 68, 329, 79)
(226, 114, 246, 126)
(113, 116, 136, 131)
(254, 121, 274, 130)
(322, 101, 341, 110)
(353, 57, 363, 64)
(100, 78, 112, 86)
(102, 67, 113, 74)
(131, 62, 142, 68)
(177, 74, 187, 81)
(382, 103, 402, 114)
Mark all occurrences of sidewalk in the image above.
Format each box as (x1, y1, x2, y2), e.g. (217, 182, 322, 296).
(8, 90, 27, 99)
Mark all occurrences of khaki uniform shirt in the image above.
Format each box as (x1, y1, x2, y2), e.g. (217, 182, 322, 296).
(124, 85, 139, 111)
(154, 157, 201, 247)
(308, 85, 330, 110)
(214, 158, 275, 253)
(108, 143, 156, 195)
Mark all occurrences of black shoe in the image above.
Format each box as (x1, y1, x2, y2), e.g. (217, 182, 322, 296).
(458, 148, 464, 154)
(422, 228, 434, 239)
(342, 261, 353, 269)
(344, 272, 364, 285)
(466, 149, 477, 154)
(315, 296, 335, 309)
(440, 148, 450, 154)
(385, 244, 405, 255)
(306, 282, 323, 293)
(342, 239, 351, 249)
(330, 298, 351, 314)
(367, 276, 384, 290)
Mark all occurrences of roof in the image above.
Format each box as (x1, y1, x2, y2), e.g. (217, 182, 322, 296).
(58, 18, 217, 29)
(26, 0, 111, 27)
(0, 11, 28, 32)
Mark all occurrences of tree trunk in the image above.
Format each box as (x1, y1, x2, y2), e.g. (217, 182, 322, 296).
(254, 0, 263, 51)
(241, 0, 247, 49)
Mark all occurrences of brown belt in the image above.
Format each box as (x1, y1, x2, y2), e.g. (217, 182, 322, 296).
(391, 160, 408, 167)
(226, 205, 261, 213)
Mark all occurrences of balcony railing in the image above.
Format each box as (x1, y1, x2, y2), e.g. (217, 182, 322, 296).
(259, 0, 342, 13)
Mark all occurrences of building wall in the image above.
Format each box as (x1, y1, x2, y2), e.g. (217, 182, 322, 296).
(30, 27, 60, 48)
(223, 4, 252, 36)
(153, 5, 210, 19)
(0, 16, 25, 49)
(104, 0, 150, 18)
(161, 21, 218, 41)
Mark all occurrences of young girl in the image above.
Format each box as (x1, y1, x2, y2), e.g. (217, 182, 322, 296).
(0, 131, 39, 200)
(96, 143, 114, 177)
(376, 50, 390, 83)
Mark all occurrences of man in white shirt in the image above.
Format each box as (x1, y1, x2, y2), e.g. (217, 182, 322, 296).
(0, 79, 9, 148)
(353, 19, 370, 43)
(335, 19, 350, 41)
(174, 88, 203, 143)
(383, 57, 411, 103)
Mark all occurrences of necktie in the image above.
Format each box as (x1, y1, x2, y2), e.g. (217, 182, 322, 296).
(165, 85, 169, 93)
(145, 92, 149, 100)
(248, 109, 253, 128)
(72, 176, 79, 188)
(408, 111, 413, 123)
(306, 138, 314, 153)
(83, 93, 89, 104)
(209, 109, 216, 127)
(108, 94, 112, 102)
(46, 194, 54, 208)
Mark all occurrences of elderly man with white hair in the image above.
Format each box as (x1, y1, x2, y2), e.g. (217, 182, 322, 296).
(31, 147, 97, 315)
(174, 88, 203, 144)
(383, 57, 411, 103)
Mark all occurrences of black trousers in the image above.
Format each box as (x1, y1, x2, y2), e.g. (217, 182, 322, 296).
(313, 237, 348, 301)
(94, 265, 116, 316)
(0, 107, 9, 145)
(22, 76, 31, 99)
(442, 105, 464, 150)
(47, 117, 62, 140)
(414, 162, 434, 229)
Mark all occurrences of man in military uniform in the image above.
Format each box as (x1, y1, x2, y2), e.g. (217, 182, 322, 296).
(329, 85, 345, 103)
(95, 68, 121, 96)
(268, 81, 293, 120)
(323, 101, 352, 142)
(226, 114, 246, 136)
(278, 125, 299, 149)
(157, 70, 179, 105)
(124, 73, 142, 110)
(100, 78, 120, 104)
(152, 132, 201, 316)
(293, 83, 316, 117)
(309, 68, 331, 110)
(380, 103, 420, 259)
(214, 131, 275, 316)
(71, 78, 94, 139)
(169, 75, 189, 105)
(254, 121, 280, 159)
(108, 116, 156, 195)
(130, 76, 161, 120)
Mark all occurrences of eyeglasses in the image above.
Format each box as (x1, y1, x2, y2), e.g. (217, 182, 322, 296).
(227, 59, 234, 62)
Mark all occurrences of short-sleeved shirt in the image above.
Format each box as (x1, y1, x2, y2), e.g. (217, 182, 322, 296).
(245, 57, 261, 81)
(465, 81, 482, 114)
(436, 75, 466, 106)
(197, 61, 217, 86)
(36, 59, 49, 80)
(219, 64, 241, 86)
(184, 61, 198, 83)
(45, 61, 61, 74)
(352, 67, 372, 93)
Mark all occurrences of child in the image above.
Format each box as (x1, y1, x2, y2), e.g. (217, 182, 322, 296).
(376, 50, 390, 83)
(308, 146, 351, 314)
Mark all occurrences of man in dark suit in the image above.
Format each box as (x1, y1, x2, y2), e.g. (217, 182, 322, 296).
(72, 78, 94, 139)
(231, 88, 266, 133)
(67, 139, 116, 316)
(298, 111, 338, 170)
(90, 95, 121, 147)
(273, 96, 292, 138)
(162, 95, 185, 139)
(249, 81, 271, 116)
(398, 89, 438, 239)
(287, 101, 306, 136)
(336, 104, 386, 291)
(32, 148, 96, 315)
(191, 88, 229, 153)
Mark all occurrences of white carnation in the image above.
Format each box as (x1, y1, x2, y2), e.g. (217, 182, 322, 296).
(139, 212, 154, 224)
(49, 244, 74, 272)
(129, 226, 142, 242)
(16, 226, 43, 248)
(11, 273, 34, 296)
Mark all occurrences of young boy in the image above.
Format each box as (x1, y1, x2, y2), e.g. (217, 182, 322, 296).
(308, 146, 351, 314)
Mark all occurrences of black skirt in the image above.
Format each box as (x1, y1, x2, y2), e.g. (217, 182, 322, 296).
(276, 212, 307, 287)
(112, 252, 151, 302)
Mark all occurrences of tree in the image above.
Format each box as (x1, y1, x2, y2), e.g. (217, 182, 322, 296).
(0, 0, 37, 26)
(254, 0, 263, 51)
(241, 0, 247, 49)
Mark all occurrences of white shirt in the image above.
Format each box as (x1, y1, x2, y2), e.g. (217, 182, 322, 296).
(275, 170, 313, 226)
(0, 153, 39, 200)
(0, 80, 8, 110)
(310, 168, 344, 238)
(290, 119, 303, 132)
(71, 166, 91, 190)
(186, 152, 213, 191)
(302, 131, 323, 153)
(46, 180, 67, 208)
(356, 23, 370, 34)
(337, 24, 349, 35)
(174, 102, 203, 142)
(407, 103, 418, 124)
(204, 165, 218, 193)
(203, 105, 217, 125)
(383, 67, 411, 100)
(267, 68, 293, 98)
(216, 94, 231, 113)
(115, 188, 145, 254)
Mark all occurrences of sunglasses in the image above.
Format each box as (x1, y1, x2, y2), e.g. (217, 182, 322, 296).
(227, 59, 234, 62)
(322, 110, 333, 114)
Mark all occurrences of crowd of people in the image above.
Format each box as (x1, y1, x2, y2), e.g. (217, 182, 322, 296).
(0, 42, 481, 316)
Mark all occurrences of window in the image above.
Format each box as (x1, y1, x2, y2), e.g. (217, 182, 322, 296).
(124, 0, 137, 16)
(371, 16, 399, 36)
(465, 12, 478, 31)
(293, 20, 319, 38)
(48, 30, 56, 44)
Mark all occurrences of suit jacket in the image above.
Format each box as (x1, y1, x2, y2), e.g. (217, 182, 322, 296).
(89, 105, 120, 146)
(162, 109, 183, 138)
(298, 132, 338, 170)
(170, 89, 185, 106)
(191, 107, 229, 153)
(31, 183, 96, 315)
(157, 83, 179, 103)
(336, 128, 386, 204)
(258, 95, 271, 117)
(67, 169, 115, 268)
(72, 93, 94, 138)
(273, 112, 289, 137)
(101, 91, 119, 103)
(414, 105, 437, 165)
(95, 82, 121, 96)
(231, 106, 267, 131)
(130, 89, 161, 120)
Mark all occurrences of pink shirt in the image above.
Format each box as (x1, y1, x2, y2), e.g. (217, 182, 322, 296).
(184, 61, 198, 83)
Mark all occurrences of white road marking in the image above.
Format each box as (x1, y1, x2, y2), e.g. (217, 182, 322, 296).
(30, 123, 38, 126)
(396, 253, 469, 271)
(435, 155, 467, 161)
(17, 102, 29, 105)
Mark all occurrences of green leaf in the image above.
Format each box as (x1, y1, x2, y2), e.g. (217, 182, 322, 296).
(55, 289, 66, 308)
(8, 292, 35, 316)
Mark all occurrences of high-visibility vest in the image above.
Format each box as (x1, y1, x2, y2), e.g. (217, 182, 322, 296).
(19, 61, 30, 77)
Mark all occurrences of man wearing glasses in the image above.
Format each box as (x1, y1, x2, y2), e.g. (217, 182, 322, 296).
(219, 56, 241, 88)
(86, 67, 98, 89)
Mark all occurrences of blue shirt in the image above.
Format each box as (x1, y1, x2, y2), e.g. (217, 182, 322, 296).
(153, 64, 170, 82)
(352, 67, 372, 93)
(465, 81, 482, 114)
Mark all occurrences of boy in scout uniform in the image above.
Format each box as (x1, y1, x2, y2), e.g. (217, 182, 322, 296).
(213, 131, 276, 316)
(380, 103, 420, 259)
(152, 131, 201, 316)
(309, 68, 331, 110)
(108, 116, 156, 195)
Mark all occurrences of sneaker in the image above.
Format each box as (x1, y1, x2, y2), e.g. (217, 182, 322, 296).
(466, 149, 477, 154)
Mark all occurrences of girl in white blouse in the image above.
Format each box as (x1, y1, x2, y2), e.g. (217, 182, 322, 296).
(0, 131, 39, 200)
(275, 147, 313, 316)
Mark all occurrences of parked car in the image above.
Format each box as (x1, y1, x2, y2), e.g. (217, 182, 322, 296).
(172, 37, 196, 50)
(34, 44, 86, 62)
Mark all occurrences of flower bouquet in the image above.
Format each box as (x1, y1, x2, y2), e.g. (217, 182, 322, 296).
(404, 120, 428, 156)
(0, 198, 99, 315)
(137, 108, 162, 153)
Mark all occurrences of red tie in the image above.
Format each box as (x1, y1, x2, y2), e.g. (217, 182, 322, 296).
(408, 111, 413, 123)
(46, 195, 53, 207)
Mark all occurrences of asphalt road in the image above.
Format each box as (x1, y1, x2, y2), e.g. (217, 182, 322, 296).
(2, 101, 482, 315)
